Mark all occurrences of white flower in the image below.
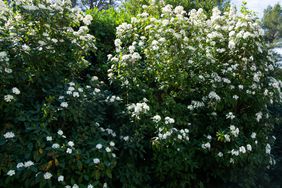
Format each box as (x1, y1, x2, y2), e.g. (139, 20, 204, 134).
(0, 51, 8, 59)
(72, 184, 79, 188)
(217, 152, 223, 157)
(110, 141, 115, 147)
(251, 132, 256, 139)
(51, 38, 58, 43)
(24, 161, 34, 168)
(114, 39, 122, 47)
(127, 102, 150, 118)
(231, 149, 239, 156)
(152, 115, 161, 123)
(162, 4, 173, 14)
(105, 147, 111, 153)
(44, 172, 52, 179)
(103, 183, 108, 188)
(58, 175, 64, 182)
(177, 134, 183, 140)
(69, 82, 75, 86)
(12, 87, 20, 95)
(233, 95, 239, 100)
(164, 117, 175, 124)
(208, 91, 221, 101)
(228, 40, 236, 49)
(57, 130, 64, 136)
(4, 95, 14, 102)
(230, 125, 239, 137)
(174, 6, 185, 14)
(87, 185, 94, 188)
(7, 170, 15, 176)
(52, 143, 60, 149)
(132, 52, 141, 60)
(123, 136, 129, 141)
(230, 158, 235, 164)
(266, 143, 271, 154)
(3, 132, 15, 139)
(91, 76, 99, 81)
(201, 142, 211, 149)
(60, 102, 68, 108)
(255, 112, 263, 122)
(68, 141, 75, 147)
(239, 146, 246, 153)
(4, 68, 12, 73)
(66, 148, 72, 154)
(46, 136, 52, 141)
(73, 92, 79, 97)
(68, 86, 75, 91)
(94, 88, 101, 93)
(96, 143, 102, 149)
(246, 144, 252, 151)
(16, 162, 24, 168)
(93, 158, 100, 164)
(226, 112, 235, 120)
(224, 134, 231, 142)
(65, 186, 71, 188)
(83, 14, 93, 25)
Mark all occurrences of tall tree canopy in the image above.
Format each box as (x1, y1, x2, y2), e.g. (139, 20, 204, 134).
(71, 0, 119, 9)
(122, 0, 228, 16)
(262, 3, 282, 46)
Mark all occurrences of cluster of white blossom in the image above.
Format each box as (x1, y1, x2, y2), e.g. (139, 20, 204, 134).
(156, 127, 189, 142)
(6, 160, 34, 177)
(3, 87, 21, 102)
(3, 131, 15, 139)
(127, 100, 150, 119)
(152, 115, 161, 123)
(100, 127, 117, 137)
(105, 95, 122, 103)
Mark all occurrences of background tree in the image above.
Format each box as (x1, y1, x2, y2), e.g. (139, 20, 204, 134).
(72, 0, 119, 9)
(122, 0, 228, 16)
(262, 3, 282, 46)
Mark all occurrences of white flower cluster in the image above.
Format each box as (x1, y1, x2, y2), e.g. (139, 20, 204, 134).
(152, 115, 161, 123)
(164, 117, 175, 124)
(229, 125, 239, 137)
(228, 144, 252, 158)
(187, 100, 205, 110)
(3, 131, 15, 139)
(201, 142, 211, 150)
(7, 160, 35, 177)
(3, 87, 21, 102)
(127, 101, 150, 119)
(156, 127, 189, 142)
(100, 127, 117, 137)
(105, 95, 122, 103)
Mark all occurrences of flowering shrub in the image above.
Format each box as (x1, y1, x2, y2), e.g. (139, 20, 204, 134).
(1, 0, 282, 187)
(109, 4, 282, 187)
(0, 0, 117, 187)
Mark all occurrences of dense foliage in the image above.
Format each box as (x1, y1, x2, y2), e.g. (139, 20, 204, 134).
(0, 0, 281, 188)
(87, 7, 131, 80)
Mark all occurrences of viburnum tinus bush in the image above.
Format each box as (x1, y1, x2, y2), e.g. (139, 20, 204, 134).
(108, 3, 282, 187)
(0, 0, 117, 187)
